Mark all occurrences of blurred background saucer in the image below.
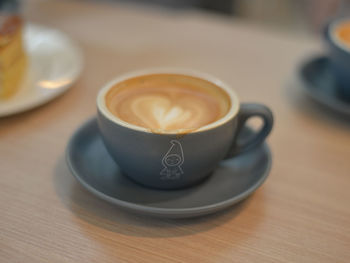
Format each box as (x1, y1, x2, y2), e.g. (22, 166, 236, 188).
(0, 24, 83, 117)
(298, 56, 350, 117)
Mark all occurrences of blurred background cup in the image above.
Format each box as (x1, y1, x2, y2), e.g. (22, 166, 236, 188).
(324, 17, 350, 100)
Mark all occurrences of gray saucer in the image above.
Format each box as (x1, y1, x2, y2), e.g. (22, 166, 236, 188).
(66, 118, 272, 218)
(299, 56, 350, 116)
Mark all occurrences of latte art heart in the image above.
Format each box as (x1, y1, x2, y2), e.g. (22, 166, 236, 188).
(105, 74, 231, 132)
(131, 95, 206, 130)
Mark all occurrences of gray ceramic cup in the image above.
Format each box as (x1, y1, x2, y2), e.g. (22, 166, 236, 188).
(97, 69, 273, 189)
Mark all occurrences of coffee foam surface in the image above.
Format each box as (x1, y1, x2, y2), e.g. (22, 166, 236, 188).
(105, 74, 231, 132)
(332, 20, 350, 50)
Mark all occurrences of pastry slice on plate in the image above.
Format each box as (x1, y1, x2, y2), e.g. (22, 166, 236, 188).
(0, 15, 27, 99)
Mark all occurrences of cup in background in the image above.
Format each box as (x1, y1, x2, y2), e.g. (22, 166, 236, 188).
(97, 69, 273, 189)
(324, 17, 350, 100)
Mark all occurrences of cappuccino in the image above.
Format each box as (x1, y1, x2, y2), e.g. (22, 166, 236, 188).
(105, 74, 230, 132)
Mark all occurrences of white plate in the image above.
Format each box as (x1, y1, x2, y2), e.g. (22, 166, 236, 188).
(0, 24, 83, 117)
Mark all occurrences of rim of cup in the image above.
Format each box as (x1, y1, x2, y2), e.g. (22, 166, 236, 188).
(329, 17, 350, 53)
(97, 68, 240, 134)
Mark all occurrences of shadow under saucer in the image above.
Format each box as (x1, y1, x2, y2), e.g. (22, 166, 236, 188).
(54, 154, 267, 238)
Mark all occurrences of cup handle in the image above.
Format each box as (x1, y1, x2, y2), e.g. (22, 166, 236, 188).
(224, 103, 273, 159)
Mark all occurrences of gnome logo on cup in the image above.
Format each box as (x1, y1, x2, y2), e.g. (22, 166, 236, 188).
(160, 140, 184, 180)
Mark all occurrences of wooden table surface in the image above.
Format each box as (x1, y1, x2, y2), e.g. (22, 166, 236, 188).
(1, 0, 349, 262)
